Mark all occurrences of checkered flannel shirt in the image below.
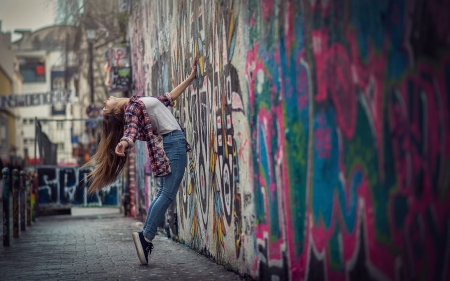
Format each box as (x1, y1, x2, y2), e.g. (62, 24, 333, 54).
(120, 93, 191, 177)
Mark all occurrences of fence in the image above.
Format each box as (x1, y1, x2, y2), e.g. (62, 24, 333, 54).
(2, 168, 37, 246)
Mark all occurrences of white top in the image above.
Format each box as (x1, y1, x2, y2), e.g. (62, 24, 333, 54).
(139, 96, 181, 135)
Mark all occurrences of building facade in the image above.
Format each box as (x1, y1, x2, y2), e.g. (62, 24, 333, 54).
(12, 26, 81, 166)
(0, 24, 23, 167)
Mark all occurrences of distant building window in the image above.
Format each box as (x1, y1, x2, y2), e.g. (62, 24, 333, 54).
(53, 78, 64, 90)
(52, 104, 66, 116)
(36, 65, 45, 76)
(0, 121, 7, 149)
(23, 138, 35, 146)
(19, 57, 46, 83)
(56, 121, 64, 130)
(57, 143, 65, 151)
(23, 119, 28, 124)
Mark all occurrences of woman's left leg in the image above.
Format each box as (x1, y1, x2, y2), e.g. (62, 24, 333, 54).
(142, 180, 163, 229)
(142, 132, 187, 240)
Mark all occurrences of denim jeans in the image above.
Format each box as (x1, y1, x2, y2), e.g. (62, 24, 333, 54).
(143, 130, 187, 240)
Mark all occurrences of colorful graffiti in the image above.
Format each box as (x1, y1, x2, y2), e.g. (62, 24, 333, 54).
(37, 166, 122, 207)
(129, 0, 450, 280)
(129, 0, 253, 272)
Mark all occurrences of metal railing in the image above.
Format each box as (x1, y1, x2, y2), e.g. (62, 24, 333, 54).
(2, 168, 37, 246)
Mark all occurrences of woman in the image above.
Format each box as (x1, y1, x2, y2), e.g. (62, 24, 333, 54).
(84, 58, 197, 265)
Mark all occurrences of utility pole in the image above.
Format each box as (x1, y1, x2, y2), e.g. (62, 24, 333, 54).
(86, 24, 96, 104)
(88, 40, 94, 104)
(65, 33, 70, 90)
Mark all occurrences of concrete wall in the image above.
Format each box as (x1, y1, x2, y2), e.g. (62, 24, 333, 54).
(37, 166, 122, 207)
(129, 1, 450, 280)
(0, 31, 14, 81)
(0, 68, 14, 151)
(0, 31, 16, 161)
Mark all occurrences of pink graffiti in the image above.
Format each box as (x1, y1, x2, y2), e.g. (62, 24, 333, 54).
(245, 44, 265, 125)
(315, 114, 332, 158)
(260, 0, 275, 20)
(388, 60, 450, 280)
(307, 0, 331, 15)
(312, 29, 357, 139)
(246, 41, 309, 280)
(246, 48, 288, 266)
(297, 66, 309, 110)
(130, 5, 146, 96)
(114, 49, 125, 66)
(428, 1, 450, 43)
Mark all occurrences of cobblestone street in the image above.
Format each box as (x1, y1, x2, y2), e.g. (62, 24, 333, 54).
(0, 212, 245, 281)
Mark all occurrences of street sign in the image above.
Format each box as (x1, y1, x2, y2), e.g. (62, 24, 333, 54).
(85, 120, 98, 129)
(0, 90, 72, 109)
(86, 104, 101, 118)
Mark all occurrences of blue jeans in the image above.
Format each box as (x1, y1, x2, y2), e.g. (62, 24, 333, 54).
(143, 130, 187, 240)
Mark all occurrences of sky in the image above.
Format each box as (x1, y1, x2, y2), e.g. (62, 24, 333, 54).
(0, 0, 56, 42)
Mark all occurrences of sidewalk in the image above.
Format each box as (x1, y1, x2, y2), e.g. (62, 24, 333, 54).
(0, 212, 245, 281)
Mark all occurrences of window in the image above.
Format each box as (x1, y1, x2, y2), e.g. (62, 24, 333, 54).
(0, 121, 7, 149)
(57, 143, 65, 151)
(23, 138, 35, 146)
(52, 77, 64, 90)
(52, 104, 66, 116)
(23, 119, 28, 124)
(19, 57, 46, 83)
(56, 121, 64, 130)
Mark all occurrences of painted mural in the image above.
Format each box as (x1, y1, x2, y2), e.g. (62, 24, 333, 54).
(129, 0, 450, 280)
(37, 166, 123, 207)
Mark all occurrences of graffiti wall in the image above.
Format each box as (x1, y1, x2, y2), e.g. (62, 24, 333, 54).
(37, 166, 122, 207)
(129, 0, 450, 280)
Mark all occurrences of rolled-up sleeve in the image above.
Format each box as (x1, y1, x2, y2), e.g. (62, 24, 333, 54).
(120, 103, 141, 150)
(156, 92, 174, 107)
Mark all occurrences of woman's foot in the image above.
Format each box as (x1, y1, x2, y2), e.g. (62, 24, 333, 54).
(132, 231, 154, 264)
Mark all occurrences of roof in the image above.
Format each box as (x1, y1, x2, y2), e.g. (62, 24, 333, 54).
(12, 25, 80, 51)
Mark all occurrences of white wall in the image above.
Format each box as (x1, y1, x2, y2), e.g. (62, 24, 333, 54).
(13, 56, 24, 159)
(19, 50, 78, 165)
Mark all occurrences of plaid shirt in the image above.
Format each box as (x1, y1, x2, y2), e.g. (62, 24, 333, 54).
(120, 93, 190, 177)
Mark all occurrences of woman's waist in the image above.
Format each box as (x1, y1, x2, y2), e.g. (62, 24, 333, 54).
(162, 129, 185, 138)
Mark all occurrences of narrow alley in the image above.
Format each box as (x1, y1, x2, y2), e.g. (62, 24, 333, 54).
(0, 208, 245, 281)
(1, 0, 450, 280)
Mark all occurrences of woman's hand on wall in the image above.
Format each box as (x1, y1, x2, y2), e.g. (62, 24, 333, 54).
(188, 57, 197, 81)
(188, 151, 195, 179)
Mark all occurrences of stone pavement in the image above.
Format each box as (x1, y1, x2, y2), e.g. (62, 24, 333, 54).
(0, 212, 247, 281)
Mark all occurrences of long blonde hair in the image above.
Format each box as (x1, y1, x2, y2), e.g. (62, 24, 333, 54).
(82, 109, 127, 194)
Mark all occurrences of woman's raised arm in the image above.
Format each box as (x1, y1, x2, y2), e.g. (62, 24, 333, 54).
(169, 57, 197, 101)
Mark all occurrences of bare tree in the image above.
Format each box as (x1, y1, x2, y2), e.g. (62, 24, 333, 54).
(54, 0, 128, 104)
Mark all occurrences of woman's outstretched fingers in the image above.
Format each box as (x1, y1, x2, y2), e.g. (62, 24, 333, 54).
(191, 57, 198, 79)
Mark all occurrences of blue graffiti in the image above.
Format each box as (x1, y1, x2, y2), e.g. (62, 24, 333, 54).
(312, 108, 362, 233)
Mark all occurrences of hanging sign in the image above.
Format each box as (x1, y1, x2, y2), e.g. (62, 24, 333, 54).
(86, 104, 101, 118)
(110, 67, 131, 91)
(108, 45, 130, 67)
(105, 45, 131, 91)
(0, 90, 72, 109)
